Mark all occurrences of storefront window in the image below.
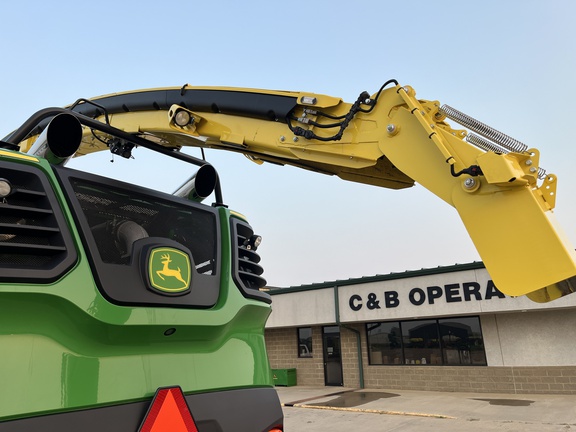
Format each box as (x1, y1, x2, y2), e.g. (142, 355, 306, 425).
(402, 320, 441, 365)
(298, 327, 313, 358)
(366, 316, 487, 366)
(365, 322, 402, 364)
(439, 317, 487, 365)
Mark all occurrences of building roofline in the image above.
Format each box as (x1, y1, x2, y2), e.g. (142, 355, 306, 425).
(266, 261, 486, 295)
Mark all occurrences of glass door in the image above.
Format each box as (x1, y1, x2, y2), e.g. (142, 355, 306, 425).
(322, 326, 343, 386)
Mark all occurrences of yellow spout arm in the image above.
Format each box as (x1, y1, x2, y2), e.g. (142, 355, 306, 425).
(14, 82, 576, 301)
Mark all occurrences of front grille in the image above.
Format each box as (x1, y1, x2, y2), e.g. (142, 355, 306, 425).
(69, 177, 218, 269)
(231, 218, 270, 304)
(0, 161, 76, 281)
(53, 165, 222, 308)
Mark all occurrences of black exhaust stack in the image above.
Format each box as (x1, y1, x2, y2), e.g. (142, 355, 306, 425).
(173, 164, 218, 203)
(27, 113, 82, 165)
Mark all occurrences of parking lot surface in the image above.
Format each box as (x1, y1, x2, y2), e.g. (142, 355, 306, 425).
(276, 386, 576, 431)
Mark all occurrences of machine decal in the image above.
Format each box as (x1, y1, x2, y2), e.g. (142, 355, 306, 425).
(148, 247, 191, 295)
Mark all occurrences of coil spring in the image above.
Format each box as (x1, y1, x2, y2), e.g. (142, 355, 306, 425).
(465, 133, 508, 154)
(440, 105, 528, 153)
(466, 133, 547, 180)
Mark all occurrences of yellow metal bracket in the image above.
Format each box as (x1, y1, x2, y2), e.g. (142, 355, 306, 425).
(396, 86, 457, 166)
(538, 173, 557, 210)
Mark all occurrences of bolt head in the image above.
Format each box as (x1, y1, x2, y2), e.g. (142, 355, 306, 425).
(387, 124, 396, 133)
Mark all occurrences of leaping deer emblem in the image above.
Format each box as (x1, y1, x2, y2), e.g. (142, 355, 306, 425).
(157, 253, 187, 286)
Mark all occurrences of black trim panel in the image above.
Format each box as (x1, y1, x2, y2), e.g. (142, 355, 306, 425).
(54, 165, 221, 309)
(0, 387, 283, 432)
(74, 89, 297, 123)
(4, 89, 297, 145)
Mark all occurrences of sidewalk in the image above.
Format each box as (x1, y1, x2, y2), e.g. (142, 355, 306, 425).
(275, 386, 576, 425)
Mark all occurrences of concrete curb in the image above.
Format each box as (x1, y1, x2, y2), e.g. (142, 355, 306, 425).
(291, 403, 457, 419)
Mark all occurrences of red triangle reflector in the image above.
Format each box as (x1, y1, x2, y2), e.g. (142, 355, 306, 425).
(139, 386, 199, 432)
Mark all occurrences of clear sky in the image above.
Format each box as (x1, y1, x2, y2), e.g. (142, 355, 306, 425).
(1, 0, 575, 287)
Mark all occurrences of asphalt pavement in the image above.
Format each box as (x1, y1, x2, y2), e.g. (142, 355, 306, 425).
(275, 386, 576, 431)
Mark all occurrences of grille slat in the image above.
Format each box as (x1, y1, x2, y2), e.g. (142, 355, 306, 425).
(238, 257, 264, 276)
(237, 271, 267, 289)
(0, 203, 54, 216)
(238, 248, 261, 264)
(12, 188, 47, 198)
(0, 242, 67, 254)
(0, 223, 60, 235)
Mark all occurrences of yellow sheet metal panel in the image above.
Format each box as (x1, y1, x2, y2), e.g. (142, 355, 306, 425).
(452, 180, 576, 297)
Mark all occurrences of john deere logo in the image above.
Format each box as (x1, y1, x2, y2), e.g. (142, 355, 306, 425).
(148, 247, 191, 295)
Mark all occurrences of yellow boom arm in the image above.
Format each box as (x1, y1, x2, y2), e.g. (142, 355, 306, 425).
(13, 81, 576, 302)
